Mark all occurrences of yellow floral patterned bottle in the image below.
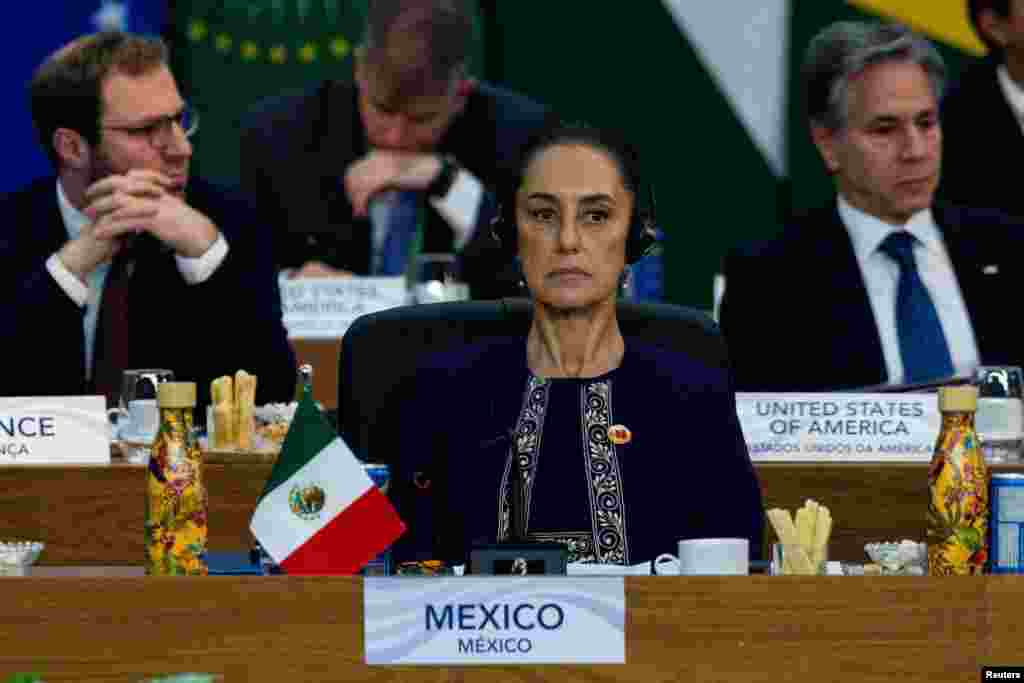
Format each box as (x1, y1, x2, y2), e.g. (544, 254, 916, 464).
(927, 385, 989, 575)
(145, 382, 208, 575)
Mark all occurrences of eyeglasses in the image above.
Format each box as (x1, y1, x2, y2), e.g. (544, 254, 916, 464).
(101, 105, 199, 148)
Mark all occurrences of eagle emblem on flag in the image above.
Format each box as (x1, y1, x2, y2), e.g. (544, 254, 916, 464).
(289, 484, 326, 520)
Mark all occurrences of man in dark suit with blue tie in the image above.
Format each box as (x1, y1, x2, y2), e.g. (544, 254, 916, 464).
(720, 21, 1024, 392)
(0, 32, 296, 406)
(240, 0, 557, 299)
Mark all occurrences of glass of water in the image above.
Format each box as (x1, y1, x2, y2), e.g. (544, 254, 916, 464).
(974, 366, 1024, 463)
(408, 253, 469, 304)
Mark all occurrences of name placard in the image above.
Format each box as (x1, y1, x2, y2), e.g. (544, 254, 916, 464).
(280, 276, 407, 339)
(364, 577, 625, 665)
(737, 392, 939, 462)
(0, 396, 110, 465)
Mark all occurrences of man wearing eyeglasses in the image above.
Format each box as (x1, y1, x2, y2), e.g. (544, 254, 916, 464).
(0, 32, 296, 406)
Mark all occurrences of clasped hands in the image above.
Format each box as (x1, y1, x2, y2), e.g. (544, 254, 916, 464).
(60, 169, 219, 282)
(287, 151, 442, 280)
(344, 150, 442, 218)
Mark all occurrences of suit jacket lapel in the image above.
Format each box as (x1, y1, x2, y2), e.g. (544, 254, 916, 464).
(437, 86, 496, 181)
(932, 203, 991, 360)
(320, 79, 363, 190)
(36, 180, 70, 257)
(981, 63, 1024, 164)
(305, 80, 365, 238)
(297, 78, 372, 271)
(33, 179, 88, 389)
(821, 205, 888, 385)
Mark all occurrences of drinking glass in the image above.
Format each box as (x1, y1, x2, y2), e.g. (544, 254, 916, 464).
(112, 368, 173, 463)
(974, 366, 1024, 463)
(119, 369, 174, 414)
(408, 253, 469, 304)
(769, 543, 828, 575)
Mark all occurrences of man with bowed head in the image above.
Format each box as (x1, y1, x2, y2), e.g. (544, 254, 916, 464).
(241, 0, 557, 298)
(0, 32, 295, 407)
(720, 21, 1024, 392)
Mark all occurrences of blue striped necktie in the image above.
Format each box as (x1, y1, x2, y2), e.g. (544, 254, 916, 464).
(374, 190, 421, 276)
(878, 231, 954, 383)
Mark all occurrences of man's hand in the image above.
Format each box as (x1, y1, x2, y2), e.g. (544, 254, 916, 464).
(288, 261, 354, 279)
(56, 219, 127, 283)
(84, 170, 219, 258)
(344, 151, 442, 217)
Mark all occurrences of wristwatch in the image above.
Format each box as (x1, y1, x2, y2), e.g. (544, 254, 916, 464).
(426, 155, 458, 199)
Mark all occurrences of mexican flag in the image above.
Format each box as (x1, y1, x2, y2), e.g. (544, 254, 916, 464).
(249, 394, 405, 574)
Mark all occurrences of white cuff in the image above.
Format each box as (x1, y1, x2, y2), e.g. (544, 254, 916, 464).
(46, 253, 89, 307)
(429, 168, 483, 251)
(176, 233, 229, 284)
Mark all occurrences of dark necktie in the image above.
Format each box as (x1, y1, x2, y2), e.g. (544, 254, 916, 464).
(374, 190, 421, 276)
(92, 252, 133, 407)
(878, 231, 954, 383)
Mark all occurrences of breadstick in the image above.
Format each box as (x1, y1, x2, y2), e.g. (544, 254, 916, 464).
(235, 370, 257, 450)
(210, 375, 235, 448)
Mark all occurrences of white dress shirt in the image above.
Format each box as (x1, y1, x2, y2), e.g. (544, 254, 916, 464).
(432, 168, 484, 250)
(997, 65, 1024, 136)
(838, 196, 980, 384)
(369, 167, 483, 262)
(45, 179, 229, 378)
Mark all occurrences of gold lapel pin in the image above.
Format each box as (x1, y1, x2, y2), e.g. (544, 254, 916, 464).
(608, 424, 631, 445)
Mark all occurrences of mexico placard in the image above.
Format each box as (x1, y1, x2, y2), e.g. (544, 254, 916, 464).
(0, 396, 110, 465)
(363, 577, 625, 665)
(737, 392, 939, 462)
(280, 276, 406, 339)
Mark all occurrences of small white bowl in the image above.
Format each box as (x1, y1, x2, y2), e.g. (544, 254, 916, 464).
(864, 540, 927, 575)
(0, 541, 45, 576)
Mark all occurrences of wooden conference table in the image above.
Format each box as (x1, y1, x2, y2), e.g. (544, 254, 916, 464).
(4, 460, 1024, 565)
(1, 573, 1021, 681)
(3, 459, 1023, 681)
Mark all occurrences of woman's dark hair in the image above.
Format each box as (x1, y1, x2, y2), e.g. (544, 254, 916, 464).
(493, 122, 656, 263)
(500, 122, 643, 220)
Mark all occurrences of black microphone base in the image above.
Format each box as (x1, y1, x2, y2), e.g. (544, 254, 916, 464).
(468, 542, 568, 576)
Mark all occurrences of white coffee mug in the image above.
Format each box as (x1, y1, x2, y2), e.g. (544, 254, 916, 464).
(654, 538, 749, 575)
(108, 398, 158, 441)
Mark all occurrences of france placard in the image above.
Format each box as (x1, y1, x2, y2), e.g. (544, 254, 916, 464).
(0, 396, 109, 465)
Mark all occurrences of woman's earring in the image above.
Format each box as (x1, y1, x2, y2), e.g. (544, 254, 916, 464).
(618, 266, 633, 299)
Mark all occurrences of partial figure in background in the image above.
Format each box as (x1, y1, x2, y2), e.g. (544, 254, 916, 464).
(390, 123, 762, 567)
(241, 0, 557, 299)
(0, 32, 295, 406)
(939, 0, 1024, 218)
(720, 21, 1024, 392)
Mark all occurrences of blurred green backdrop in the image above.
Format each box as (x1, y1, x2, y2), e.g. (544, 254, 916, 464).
(170, 1, 978, 309)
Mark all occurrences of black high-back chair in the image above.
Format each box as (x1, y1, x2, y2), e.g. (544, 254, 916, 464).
(336, 298, 727, 468)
